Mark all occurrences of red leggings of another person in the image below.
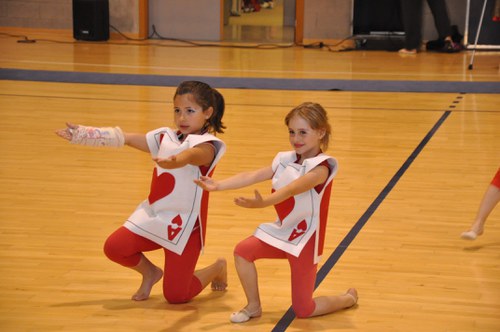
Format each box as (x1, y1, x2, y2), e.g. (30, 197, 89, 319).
(234, 234, 318, 318)
(103, 226, 203, 304)
(491, 168, 500, 188)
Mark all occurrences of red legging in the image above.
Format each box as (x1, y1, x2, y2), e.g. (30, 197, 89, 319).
(491, 168, 500, 188)
(103, 226, 203, 304)
(234, 234, 318, 318)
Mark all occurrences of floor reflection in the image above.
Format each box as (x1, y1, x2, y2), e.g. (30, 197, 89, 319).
(223, 24, 294, 43)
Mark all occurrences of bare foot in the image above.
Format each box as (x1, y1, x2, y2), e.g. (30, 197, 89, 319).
(132, 266, 163, 301)
(345, 288, 358, 308)
(398, 48, 417, 55)
(211, 258, 228, 291)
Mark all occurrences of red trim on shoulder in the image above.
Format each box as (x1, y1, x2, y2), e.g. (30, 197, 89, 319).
(314, 160, 331, 193)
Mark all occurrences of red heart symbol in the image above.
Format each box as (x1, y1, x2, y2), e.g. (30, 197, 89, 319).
(288, 219, 307, 241)
(274, 190, 295, 222)
(167, 214, 183, 241)
(148, 168, 176, 204)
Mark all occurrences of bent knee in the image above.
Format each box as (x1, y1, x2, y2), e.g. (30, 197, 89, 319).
(163, 290, 191, 304)
(103, 237, 119, 261)
(233, 241, 255, 262)
(165, 296, 190, 304)
(233, 242, 246, 258)
(292, 303, 315, 318)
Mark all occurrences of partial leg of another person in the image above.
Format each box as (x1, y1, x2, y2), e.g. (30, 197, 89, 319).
(289, 236, 357, 319)
(426, 0, 460, 52)
(399, 0, 423, 54)
(461, 169, 500, 240)
(103, 226, 164, 301)
(162, 226, 227, 304)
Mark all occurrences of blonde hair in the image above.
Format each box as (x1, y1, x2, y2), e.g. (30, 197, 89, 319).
(284, 102, 331, 151)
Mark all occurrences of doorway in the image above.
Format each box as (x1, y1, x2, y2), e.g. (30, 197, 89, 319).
(223, 0, 295, 43)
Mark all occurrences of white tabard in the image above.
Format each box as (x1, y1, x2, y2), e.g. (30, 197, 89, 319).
(124, 127, 226, 255)
(254, 151, 337, 264)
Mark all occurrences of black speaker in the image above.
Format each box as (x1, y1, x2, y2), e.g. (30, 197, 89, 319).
(353, 0, 404, 35)
(353, 0, 405, 51)
(73, 0, 109, 41)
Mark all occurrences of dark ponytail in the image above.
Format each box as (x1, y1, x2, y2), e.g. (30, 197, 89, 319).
(208, 88, 226, 134)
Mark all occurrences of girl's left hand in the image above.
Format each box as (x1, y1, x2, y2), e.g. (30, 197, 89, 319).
(153, 155, 177, 169)
(234, 190, 265, 208)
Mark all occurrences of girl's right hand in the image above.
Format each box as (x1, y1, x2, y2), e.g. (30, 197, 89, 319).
(55, 122, 78, 141)
(194, 176, 218, 191)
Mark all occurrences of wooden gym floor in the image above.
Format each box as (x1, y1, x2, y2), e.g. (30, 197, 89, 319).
(0, 27, 499, 332)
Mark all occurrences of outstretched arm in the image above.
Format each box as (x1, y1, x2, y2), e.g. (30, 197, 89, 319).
(195, 166, 274, 192)
(124, 133, 149, 152)
(235, 164, 329, 208)
(153, 143, 215, 169)
(55, 122, 150, 152)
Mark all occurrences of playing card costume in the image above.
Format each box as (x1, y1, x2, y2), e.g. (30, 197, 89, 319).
(124, 127, 225, 254)
(255, 151, 337, 263)
(104, 127, 225, 303)
(234, 151, 337, 317)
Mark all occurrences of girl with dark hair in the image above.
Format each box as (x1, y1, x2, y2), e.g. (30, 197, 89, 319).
(56, 81, 228, 303)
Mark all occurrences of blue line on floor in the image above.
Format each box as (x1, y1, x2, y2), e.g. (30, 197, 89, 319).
(1, 68, 499, 93)
(272, 111, 451, 332)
